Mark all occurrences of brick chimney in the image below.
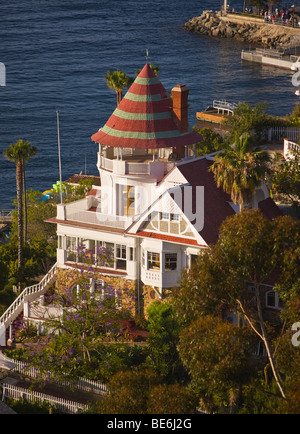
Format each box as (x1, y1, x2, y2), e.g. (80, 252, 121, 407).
(172, 84, 189, 133)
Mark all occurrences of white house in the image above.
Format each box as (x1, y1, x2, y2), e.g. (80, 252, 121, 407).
(0, 63, 283, 346)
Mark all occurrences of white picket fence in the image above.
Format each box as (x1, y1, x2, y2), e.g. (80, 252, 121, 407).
(12, 358, 107, 395)
(1, 382, 87, 414)
(268, 126, 300, 142)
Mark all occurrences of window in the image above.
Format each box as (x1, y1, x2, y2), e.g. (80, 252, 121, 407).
(148, 252, 160, 270)
(266, 291, 276, 307)
(160, 212, 180, 221)
(171, 213, 180, 221)
(129, 247, 134, 261)
(266, 290, 283, 309)
(66, 236, 76, 251)
(102, 242, 114, 268)
(122, 185, 135, 216)
(190, 254, 198, 266)
(78, 238, 95, 264)
(66, 236, 77, 262)
(116, 244, 126, 270)
(58, 236, 64, 250)
(165, 253, 177, 271)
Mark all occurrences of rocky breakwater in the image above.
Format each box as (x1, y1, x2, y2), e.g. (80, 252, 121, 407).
(183, 11, 299, 48)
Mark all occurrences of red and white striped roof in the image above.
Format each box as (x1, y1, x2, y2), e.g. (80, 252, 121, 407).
(91, 63, 201, 149)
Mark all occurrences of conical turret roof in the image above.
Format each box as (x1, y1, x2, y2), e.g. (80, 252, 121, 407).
(91, 63, 201, 149)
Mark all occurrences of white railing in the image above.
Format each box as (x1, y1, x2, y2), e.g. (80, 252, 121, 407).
(284, 138, 300, 160)
(213, 99, 238, 114)
(0, 263, 57, 346)
(126, 161, 149, 174)
(268, 126, 300, 142)
(66, 208, 131, 229)
(100, 156, 114, 172)
(0, 209, 13, 222)
(12, 359, 107, 395)
(1, 383, 87, 414)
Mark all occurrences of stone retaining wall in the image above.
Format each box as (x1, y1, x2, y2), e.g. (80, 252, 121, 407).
(183, 11, 300, 47)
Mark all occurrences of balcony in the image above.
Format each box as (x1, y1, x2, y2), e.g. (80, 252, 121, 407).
(65, 207, 135, 230)
(96, 145, 196, 179)
(141, 267, 181, 288)
(98, 153, 176, 178)
(59, 196, 136, 230)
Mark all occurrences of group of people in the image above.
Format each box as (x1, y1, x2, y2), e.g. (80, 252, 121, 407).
(224, 5, 300, 27)
(262, 8, 299, 26)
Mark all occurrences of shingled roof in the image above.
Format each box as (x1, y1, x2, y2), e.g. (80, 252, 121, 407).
(175, 157, 283, 245)
(91, 63, 201, 149)
(176, 158, 236, 245)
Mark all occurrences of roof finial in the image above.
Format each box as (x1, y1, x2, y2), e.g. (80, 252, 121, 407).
(145, 49, 150, 63)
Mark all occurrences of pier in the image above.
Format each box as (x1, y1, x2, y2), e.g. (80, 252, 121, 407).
(241, 48, 300, 70)
(0, 210, 13, 224)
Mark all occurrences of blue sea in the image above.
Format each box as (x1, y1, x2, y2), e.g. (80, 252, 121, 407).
(0, 0, 298, 208)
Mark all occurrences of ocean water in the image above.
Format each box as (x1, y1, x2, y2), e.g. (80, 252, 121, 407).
(0, 0, 297, 208)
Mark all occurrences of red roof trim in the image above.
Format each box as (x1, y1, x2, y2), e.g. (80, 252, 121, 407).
(126, 230, 207, 247)
(45, 217, 125, 234)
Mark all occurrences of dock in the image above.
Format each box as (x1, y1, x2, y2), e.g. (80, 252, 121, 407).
(241, 48, 300, 70)
(196, 100, 237, 136)
(0, 210, 13, 224)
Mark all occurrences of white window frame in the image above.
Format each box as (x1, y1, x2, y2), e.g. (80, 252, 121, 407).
(147, 251, 161, 271)
(266, 290, 282, 309)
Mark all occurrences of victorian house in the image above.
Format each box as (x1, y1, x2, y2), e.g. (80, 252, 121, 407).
(0, 63, 282, 346)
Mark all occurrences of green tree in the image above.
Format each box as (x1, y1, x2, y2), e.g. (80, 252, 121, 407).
(19, 256, 133, 384)
(224, 101, 269, 142)
(100, 369, 161, 414)
(3, 140, 37, 290)
(247, 0, 267, 10)
(10, 190, 57, 244)
(269, 151, 300, 218)
(178, 315, 253, 413)
(210, 133, 271, 211)
(173, 210, 297, 402)
(194, 127, 228, 156)
(146, 301, 185, 382)
(147, 383, 197, 414)
(104, 70, 134, 105)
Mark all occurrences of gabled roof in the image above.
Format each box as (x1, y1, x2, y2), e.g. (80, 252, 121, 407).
(258, 197, 283, 219)
(91, 63, 202, 149)
(176, 158, 235, 245)
(126, 187, 207, 247)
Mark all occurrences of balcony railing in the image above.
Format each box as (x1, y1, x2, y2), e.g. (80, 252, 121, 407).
(284, 138, 300, 160)
(65, 208, 132, 229)
(98, 154, 175, 177)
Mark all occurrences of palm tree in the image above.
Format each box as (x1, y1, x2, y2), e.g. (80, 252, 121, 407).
(21, 142, 37, 242)
(3, 139, 37, 290)
(210, 133, 271, 211)
(104, 70, 134, 105)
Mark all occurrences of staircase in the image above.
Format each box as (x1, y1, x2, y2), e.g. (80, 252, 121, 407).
(0, 263, 57, 347)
